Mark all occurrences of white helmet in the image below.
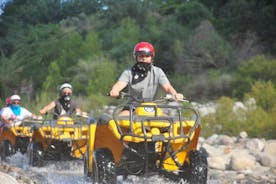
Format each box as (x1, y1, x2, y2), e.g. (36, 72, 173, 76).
(10, 94, 21, 101)
(59, 83, 73, 91)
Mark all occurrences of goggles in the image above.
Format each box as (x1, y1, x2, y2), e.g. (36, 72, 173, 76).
(135, 51, 153, 58)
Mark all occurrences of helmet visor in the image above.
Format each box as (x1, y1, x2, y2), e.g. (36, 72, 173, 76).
(135, 51, 153, 57)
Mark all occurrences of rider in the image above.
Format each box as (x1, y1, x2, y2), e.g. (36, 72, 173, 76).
(0, 94, 35, 127)
(109, 41, 184, 116)
(5, 96, 11, 107)
(39, 83, 86, 119)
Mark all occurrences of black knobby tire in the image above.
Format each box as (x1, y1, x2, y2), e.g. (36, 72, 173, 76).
(185, 149, 208, 184)
(84, 148, 92, 177)
(0, 140, 14, 161)
(92, 148, 116, 184)
(28, 142, 44, 167)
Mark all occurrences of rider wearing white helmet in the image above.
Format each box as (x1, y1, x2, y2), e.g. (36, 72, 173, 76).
(40, 83, 84, 119)
(0, 94, 35, 127)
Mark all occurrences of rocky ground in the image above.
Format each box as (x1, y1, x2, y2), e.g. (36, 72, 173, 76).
(0, 131, 275, 184)
(203, 131, 276, 184)
(0, 163, 45, 184)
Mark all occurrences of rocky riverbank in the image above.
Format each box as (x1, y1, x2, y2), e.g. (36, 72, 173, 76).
(0, 132, 275, 184)
(203, 131, 276, 183)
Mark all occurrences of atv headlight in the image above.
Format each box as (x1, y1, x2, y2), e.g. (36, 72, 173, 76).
(135, 103, 164, 116)
(144, 107, 154, 112)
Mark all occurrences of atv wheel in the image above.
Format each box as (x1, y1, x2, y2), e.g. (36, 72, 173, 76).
(91, 148, 116, 184)
(28, 142, 44, 167)
(84, 148, 92, 177)
(183, 149, 208, 184)
(0, 140, 14, 161)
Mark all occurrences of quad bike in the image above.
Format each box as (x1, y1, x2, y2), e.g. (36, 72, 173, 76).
(84, 93, 208, 184)
(0, 119, 40, 161)
(26, 113, 91, 167)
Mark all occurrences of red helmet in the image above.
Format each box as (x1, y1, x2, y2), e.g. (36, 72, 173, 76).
(133, 42, 155, 57)
(5, 97, 11, 105)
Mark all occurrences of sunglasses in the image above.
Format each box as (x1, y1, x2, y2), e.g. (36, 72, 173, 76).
(136, 52, 152, 58)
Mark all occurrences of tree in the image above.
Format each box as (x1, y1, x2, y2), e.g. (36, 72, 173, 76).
(233, 55, 276, 98)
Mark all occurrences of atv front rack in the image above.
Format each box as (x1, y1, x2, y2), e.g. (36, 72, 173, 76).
(108, 103, 200, 169)
(37, 119, 88, 141)
(111, 103, 200, 143)
(7, 120, 40, 137)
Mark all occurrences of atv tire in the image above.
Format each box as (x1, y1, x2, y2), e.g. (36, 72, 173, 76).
(84, 148, 92, 177)
(28, 142, 44, 167)
(184, 149, 208, 184)
(0, 140, 14, 161)
(91, 148, 116, 184)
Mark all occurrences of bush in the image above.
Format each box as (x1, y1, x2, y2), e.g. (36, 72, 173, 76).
(201, 84, 276, 139)
(245, 81, 276, 111)
(233, 55, 276, 98)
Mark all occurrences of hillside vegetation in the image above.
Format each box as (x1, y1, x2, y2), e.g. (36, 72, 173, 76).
(0, 0, 275, 138)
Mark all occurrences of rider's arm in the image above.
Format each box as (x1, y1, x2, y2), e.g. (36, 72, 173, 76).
(109, 69, 130, 97)
(109, 81, 127, 97)
(0, 108, 14, 124)
(39, 101, 56, 114)
(1, 115, 12, 124)
(162, 83, 184, 101)
(22, 108, 39, 120)
(75, 108, 88, 118)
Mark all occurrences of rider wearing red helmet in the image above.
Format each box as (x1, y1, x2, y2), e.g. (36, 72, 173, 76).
(109, 41, 184, 116)
(133, 41, 156, 57)
(5, 97, 11, 106)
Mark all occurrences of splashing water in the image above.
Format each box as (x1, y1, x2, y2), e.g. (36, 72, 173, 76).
(6, 153, 219, 184)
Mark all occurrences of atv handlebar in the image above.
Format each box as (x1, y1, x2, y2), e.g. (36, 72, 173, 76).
(163, 94, 190, 103)
(108, 92, 189, 103)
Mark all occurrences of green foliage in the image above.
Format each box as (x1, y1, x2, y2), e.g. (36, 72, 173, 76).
(175, 1, 213, 28)
(86, 60, 117, 94)
(211, 0, 276, 52)
(2, 0, 102, 24)
(42, 31, 101, 94)
(245, 81, 276, 112)
(86, 60, 118, 109)
(245, 106, 275, 139)
(233, 55, 276, 98)
(170, 70, 232, 101)
(107, 17, 139, 61)
(0, 0, 276, 138)
(154, 19, 187, 73)
(201, 86, 276, 139)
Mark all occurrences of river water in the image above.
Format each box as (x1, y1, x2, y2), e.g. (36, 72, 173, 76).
(7, 152, 218, 184)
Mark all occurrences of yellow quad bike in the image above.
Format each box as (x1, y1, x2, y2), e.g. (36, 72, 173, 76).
(84, 93, 208, 184)
(26, 113, 92, 167)
(0, 119, 40, 161)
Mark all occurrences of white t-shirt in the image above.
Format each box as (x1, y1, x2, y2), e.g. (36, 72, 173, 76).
(0, 106, 32, 126)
